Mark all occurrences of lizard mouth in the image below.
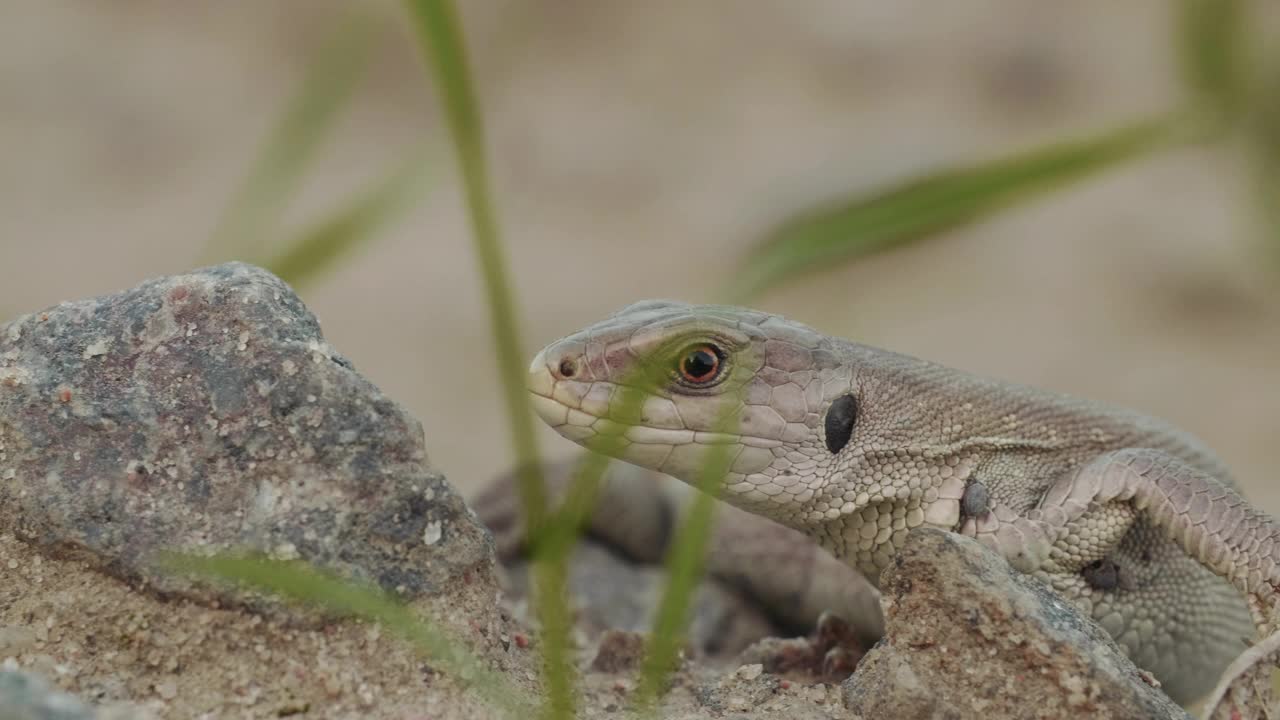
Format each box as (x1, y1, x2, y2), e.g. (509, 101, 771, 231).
(526, 383, 746, 447)
(526, 348, 756, 457)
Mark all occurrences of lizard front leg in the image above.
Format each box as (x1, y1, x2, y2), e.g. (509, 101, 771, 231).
(963, 448, 1280, 715)
(968, 448, 1280, 612)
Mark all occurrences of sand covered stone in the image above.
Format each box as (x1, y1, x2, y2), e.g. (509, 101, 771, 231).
(0, 262, 495, 608)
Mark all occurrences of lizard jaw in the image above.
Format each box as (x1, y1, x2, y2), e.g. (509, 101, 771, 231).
(527, 346, 816, 512)
(527, 354, 743, 476)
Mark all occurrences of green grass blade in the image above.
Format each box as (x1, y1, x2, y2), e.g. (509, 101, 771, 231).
(259, 145, 436, 288)
(1176, 0, 1248, 122)
(203, 10, 380, 264)
(524, 362, 675, 563)
(524, 453, 611, 561)
(631, 435, 732, 714)
(1248, 65, 1280, 265)
(162, 553, 531, 717)
(1262, 165, 1280, 268)
(400, 1, 562, 717)
(515, 373, 672, 720)
(400, 0, 547, 538)
(729, 115, 1182, 302)
(518, 352, 738, 716)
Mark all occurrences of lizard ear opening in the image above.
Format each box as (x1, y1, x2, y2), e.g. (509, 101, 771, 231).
(824, 394, 858, 454)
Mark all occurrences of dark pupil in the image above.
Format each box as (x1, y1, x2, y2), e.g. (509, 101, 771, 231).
(683, 349, 717, 380)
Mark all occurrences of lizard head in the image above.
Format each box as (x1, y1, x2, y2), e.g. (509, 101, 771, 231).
(527, 299, 868, 529)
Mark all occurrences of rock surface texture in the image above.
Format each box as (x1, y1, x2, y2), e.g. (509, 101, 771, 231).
(0, 264, 511, 717)
(843, 528, 1193, 720)
(0, 262, 493, 606)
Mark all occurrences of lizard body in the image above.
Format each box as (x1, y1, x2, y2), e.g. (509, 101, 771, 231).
(524, 300, 1275, 706)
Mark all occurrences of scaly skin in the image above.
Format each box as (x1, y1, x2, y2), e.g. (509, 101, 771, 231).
(525, 300, 1279, 707)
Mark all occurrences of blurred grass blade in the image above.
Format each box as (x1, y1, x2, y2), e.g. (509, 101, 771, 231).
(1176, 0, 1247, 121)
(164, 552, 531, 717)
(1259, 163, 1280, 262)
(1248, 65, 1280, 264)
(632, 405, 737, 714)
(259, 145, 436, 288)
(401, 0, 546, 540)
(203, 10, 381, 263)
(525, 361, 677, 562)
(401, 1, 561, 717)
(730, 116, 1179, 302)
(516, 434, 619, 720)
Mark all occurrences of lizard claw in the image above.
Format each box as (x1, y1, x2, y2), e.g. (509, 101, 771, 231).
(821, 646, 861, 680)
(735, 611, 870, 684)
(813, 611, 868, 681)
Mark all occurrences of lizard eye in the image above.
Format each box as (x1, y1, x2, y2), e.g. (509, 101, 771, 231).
(676, 344, 723, 385)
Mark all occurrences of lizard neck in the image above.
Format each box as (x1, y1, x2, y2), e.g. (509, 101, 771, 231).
(812, 452, 975, 583)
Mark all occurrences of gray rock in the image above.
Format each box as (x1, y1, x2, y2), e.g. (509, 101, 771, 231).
(0, 670, 95, 720)
(0, 263, 495, 610)
(843, 528, 1192, 720)
(691, 664, 784, 715)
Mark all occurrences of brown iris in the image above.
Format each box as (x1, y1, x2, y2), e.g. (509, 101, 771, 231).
(678, 344, 722, 384)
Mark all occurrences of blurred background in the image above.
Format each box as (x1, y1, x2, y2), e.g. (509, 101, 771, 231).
(3, 1, 1278, 508)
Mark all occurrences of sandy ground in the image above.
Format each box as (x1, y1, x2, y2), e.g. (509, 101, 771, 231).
(2, 0, 1278, 515)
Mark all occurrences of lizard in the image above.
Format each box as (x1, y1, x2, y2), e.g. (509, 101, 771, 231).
(518, 299, 1280, 709)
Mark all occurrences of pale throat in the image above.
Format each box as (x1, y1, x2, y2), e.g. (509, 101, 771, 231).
(784, 453, 978, 580)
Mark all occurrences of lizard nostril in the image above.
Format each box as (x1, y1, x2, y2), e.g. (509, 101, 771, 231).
(557, 358, 578, 379)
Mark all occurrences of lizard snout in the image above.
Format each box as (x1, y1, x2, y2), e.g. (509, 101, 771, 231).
(526, 342, 597, 441)
(528, 341, 585, 390)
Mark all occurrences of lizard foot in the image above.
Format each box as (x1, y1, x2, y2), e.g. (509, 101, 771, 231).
(736, 611, 868, 683)
(814, 611, 865, 678)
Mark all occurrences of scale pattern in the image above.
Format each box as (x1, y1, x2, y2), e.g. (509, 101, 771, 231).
(526, 300, 1262, 704)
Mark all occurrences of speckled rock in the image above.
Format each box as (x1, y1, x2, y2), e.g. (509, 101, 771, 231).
(842, 529, 1192, 720)
(690, 664, 845, 720)
(0, 669, 95, 720)
(0, 262, 495, 609)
